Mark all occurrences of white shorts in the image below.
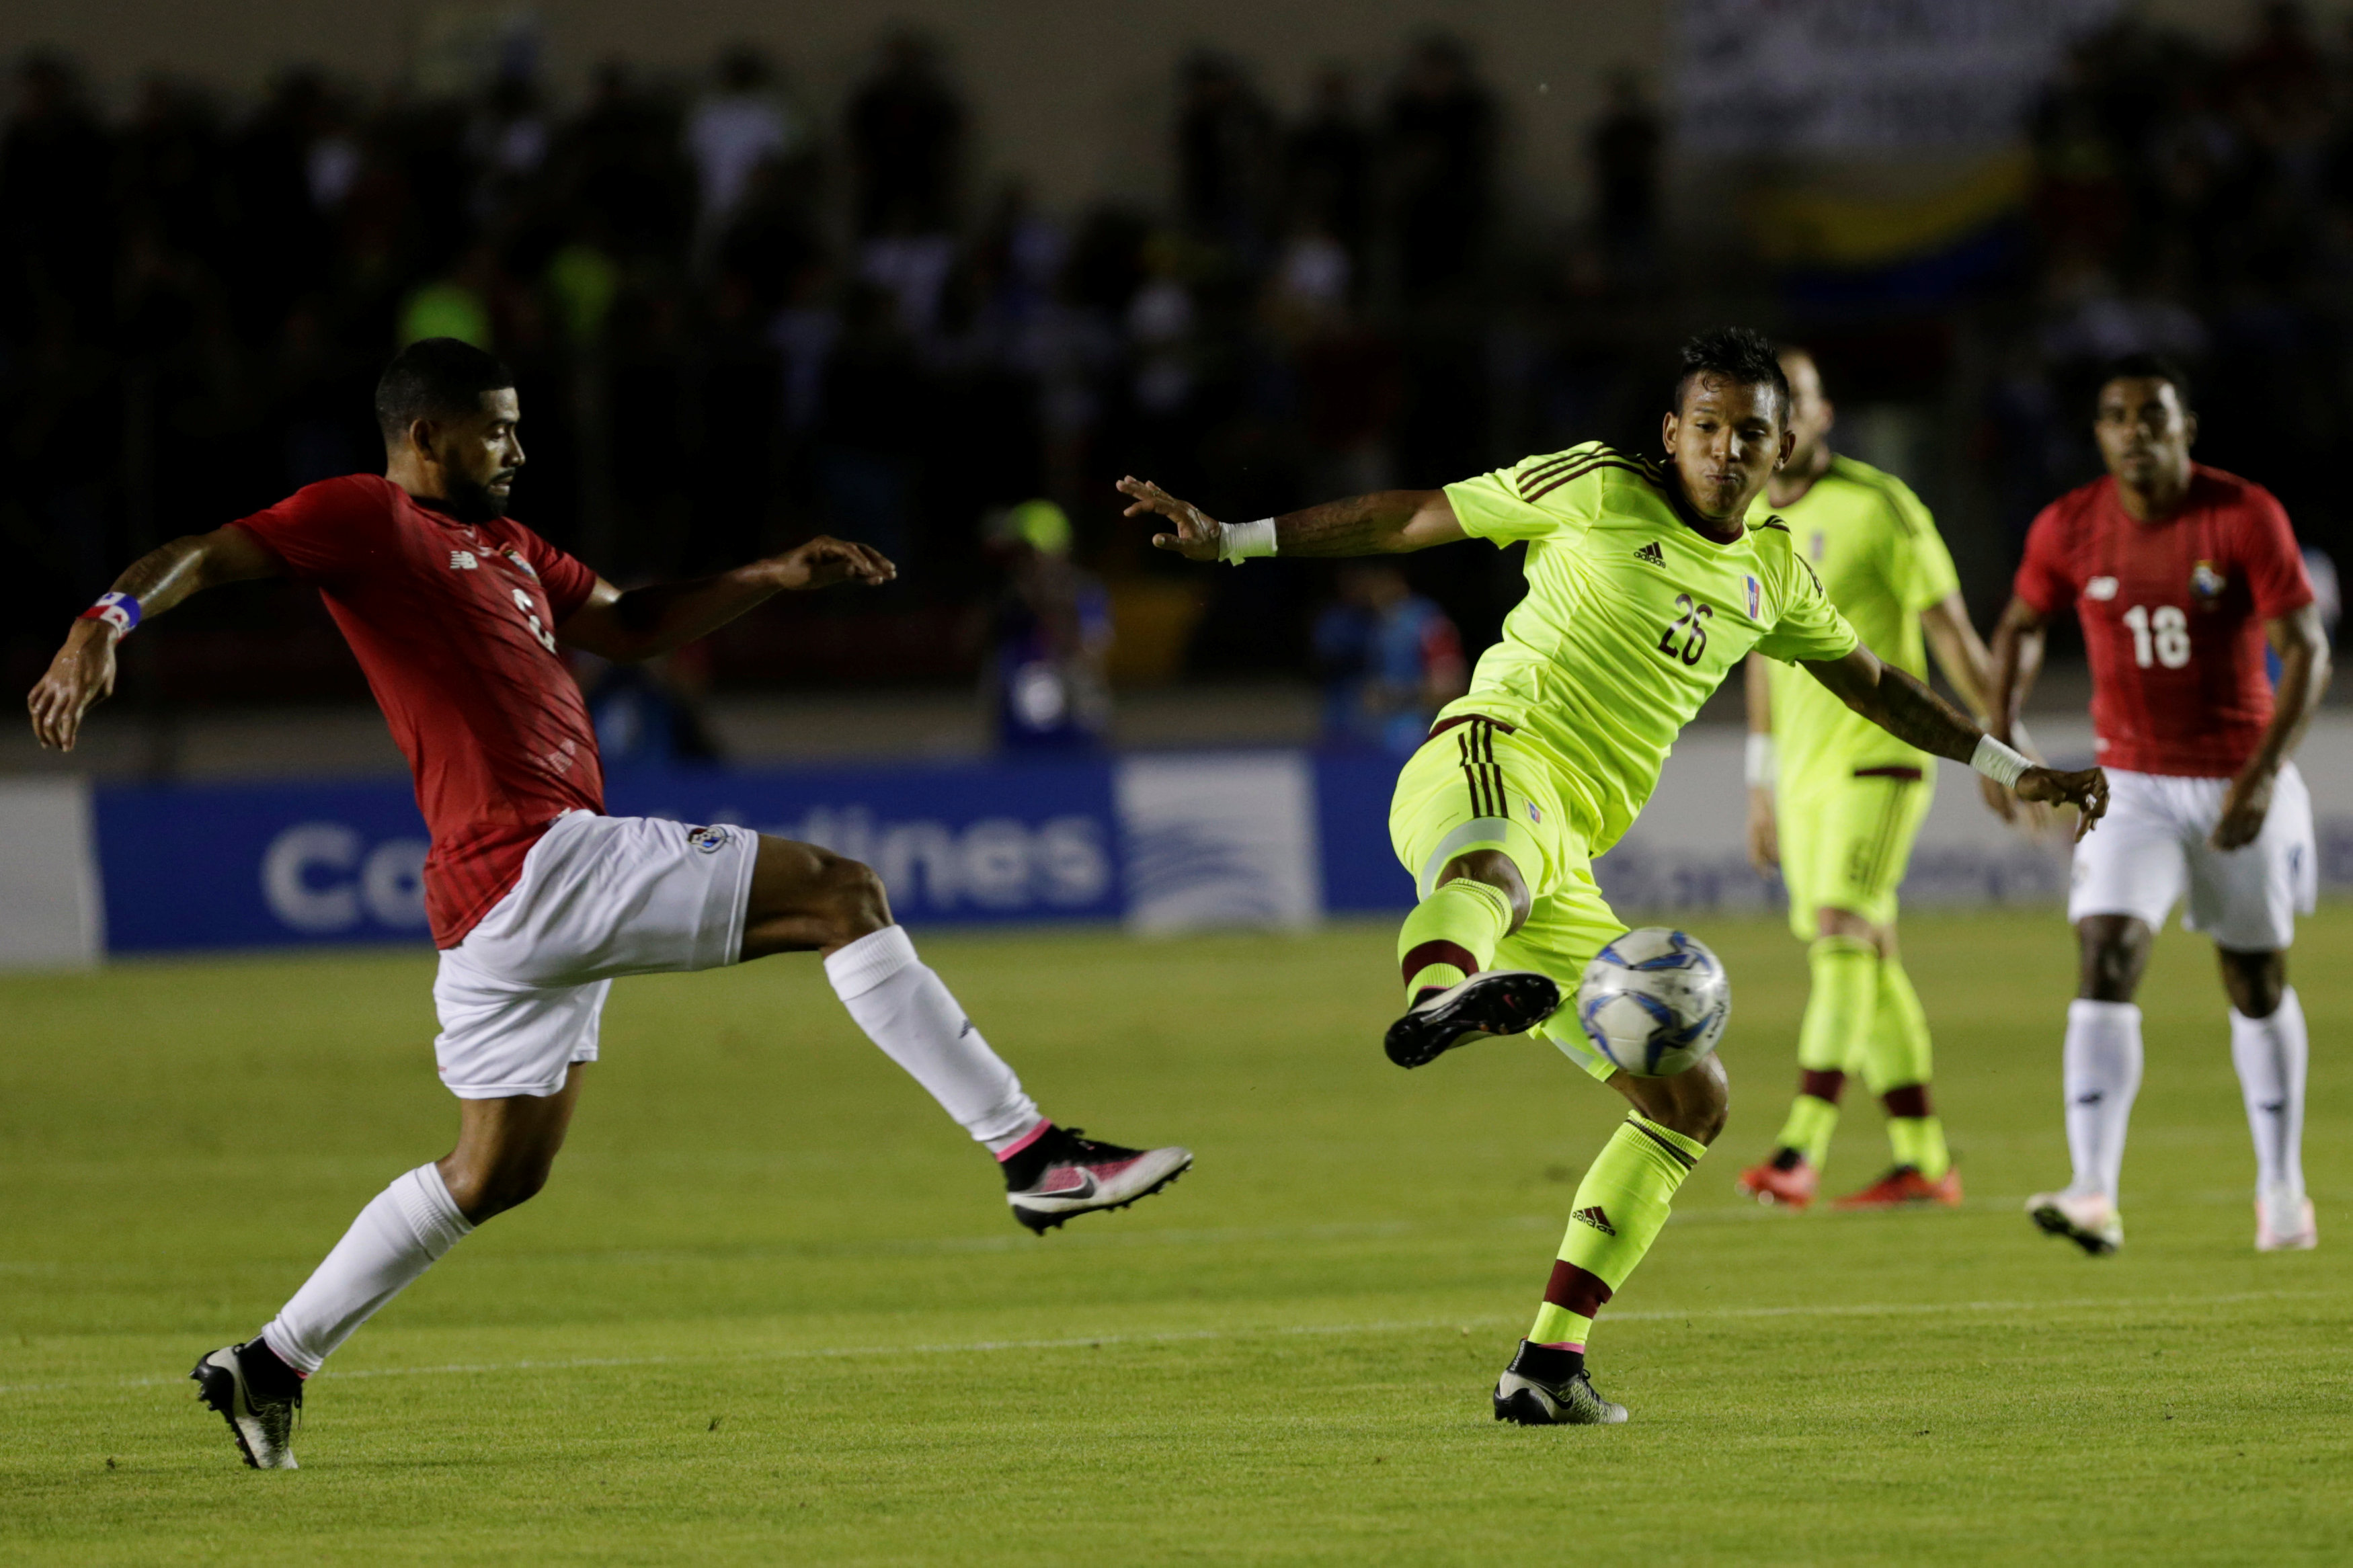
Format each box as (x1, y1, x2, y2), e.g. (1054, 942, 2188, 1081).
(432, 811, 760, 1098)
(2068, 764, 2316, 952)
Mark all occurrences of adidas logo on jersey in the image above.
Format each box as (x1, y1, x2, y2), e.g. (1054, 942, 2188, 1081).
(1571, 1205, 1617, 1237)
(450, 550, 479, 571)
(1633, 542, 1665, 568)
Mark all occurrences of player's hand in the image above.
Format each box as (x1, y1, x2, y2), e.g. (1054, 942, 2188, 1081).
(28, 622, 119, 752)
(2016, 765, 2110, 843)
(1977, 771, 2057, 836)
(770, 536, 896, 591)
(1745, 786, 1779, 874)
(1117, 476, 1223, 562)
(2210, 768, 2275, 851)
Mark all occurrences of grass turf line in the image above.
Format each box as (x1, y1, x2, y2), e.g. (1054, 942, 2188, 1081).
(2, 909, 2349, 1565)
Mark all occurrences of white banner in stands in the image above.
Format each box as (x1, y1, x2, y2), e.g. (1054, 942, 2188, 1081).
(1676, 0, 2123, 155)
(0, 778, 103, 969)
(1115, 752, 1322, 935)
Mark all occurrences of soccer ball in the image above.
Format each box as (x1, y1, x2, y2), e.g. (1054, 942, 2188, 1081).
(1575, 928, 1730, 1077)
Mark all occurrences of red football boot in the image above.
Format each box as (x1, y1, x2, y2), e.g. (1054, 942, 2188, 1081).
(1735, 1152, 1819, 1210)
(1831, 1165, 1962, 1210)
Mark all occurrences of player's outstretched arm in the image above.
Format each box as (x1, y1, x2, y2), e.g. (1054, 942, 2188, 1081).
(28, 526, 287, 752)
(2214, 601, 2333, 850)
(1116, 476, 1465, 561)
(1802, 642, 2109, 841)
(556, 536, 895, 663)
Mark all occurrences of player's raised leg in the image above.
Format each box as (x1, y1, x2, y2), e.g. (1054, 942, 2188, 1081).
(1500, 1052, 1726, 1426)
(741, 835, 1190, 1233)
(1382, 719, 1570, 1069)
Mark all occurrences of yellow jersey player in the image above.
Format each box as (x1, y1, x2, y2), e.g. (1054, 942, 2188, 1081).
(1732, 347, 2013, 1212)
(1120, 328, 2107, 1426)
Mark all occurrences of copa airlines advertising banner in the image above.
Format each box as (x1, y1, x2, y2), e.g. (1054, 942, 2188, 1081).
(5, 723, 2352, 966)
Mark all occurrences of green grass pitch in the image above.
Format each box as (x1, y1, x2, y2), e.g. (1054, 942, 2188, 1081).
(3, 909, 2349, 1565)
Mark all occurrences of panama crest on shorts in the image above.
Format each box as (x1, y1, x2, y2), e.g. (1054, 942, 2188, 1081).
(686, 825, 732, 854)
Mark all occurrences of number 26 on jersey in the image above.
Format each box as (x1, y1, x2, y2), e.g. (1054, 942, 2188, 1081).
(1657, 593, 1713, 667)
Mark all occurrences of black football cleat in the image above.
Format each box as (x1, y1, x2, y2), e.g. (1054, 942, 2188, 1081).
(1384, 971, 1562, 1069)
(1005, 1126, 1192, 1234)
(1492, 1339, 1628, 1426)
(191, 1341, 302, 1469)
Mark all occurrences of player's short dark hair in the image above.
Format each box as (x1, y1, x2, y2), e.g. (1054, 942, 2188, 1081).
(2098, 351, 2193, 412)
(1673, 327, 1791, 422)
(374, 338, 515, 442)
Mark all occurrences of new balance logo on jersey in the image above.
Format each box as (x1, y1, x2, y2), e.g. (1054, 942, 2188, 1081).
(1571, 1205, 1616, 1237)
(2085, 575, 2118, 600)
(449, 550, 479, 571)
(1633, 542, 1665, 568)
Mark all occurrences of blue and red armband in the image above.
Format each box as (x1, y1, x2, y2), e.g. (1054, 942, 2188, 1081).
(78, 591, 142, 636)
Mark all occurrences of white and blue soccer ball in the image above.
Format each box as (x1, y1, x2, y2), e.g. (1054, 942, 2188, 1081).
(1576, 928, 1730, 1077)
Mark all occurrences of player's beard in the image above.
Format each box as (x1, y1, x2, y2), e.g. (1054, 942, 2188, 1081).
(440, 470, 516, 523)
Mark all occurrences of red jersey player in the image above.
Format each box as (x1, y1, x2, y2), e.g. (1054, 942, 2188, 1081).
(1988, 354, 2331, 1258)
(26, 339, 1191, 1470)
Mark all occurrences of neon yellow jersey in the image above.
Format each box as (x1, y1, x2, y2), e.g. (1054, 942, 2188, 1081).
(1439, 442, 1859, 854)
(1746, 456, 1960, 796)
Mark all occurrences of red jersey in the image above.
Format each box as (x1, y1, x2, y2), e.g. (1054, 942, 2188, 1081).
(229, 475, 604, 945)
(2014, 464, 2312, 777)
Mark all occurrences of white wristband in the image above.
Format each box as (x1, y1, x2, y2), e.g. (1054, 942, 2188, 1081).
(1970, 733, 2032, 790)
(1743, 733, 1776, 789)
(1219, 518, 1277, 564)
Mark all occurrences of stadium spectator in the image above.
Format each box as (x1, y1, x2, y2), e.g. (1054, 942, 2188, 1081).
(846, 32, 965, 240)
(685, 45, 804, 251)
(1285, 68, 1371, 257)
(984, 499, 1113, 752)
(1382, 34, 1493, 304)
(1176, 50, 1275, 259)
(1312, 563, 1467, 755)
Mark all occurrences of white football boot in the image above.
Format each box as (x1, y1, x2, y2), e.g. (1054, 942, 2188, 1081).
(2026, 1190, 2124, 1256)
(2256, 1183, 2317, 1252)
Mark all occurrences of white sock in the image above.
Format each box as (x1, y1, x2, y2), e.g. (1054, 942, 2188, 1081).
(2231, 987, 2308, 1204)
(824, 925, 1042, 1149)
(2063, 999, 2143, 1205)
(259, 1165, 473, 1374)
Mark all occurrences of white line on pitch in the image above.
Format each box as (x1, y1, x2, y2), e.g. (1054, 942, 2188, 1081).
(4, 1288, 2340, 1398)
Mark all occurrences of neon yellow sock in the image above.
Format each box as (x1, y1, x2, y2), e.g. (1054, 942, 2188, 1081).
(1527, 1114, 1706, 1347)
(1871, 956, 1948, 1178)
(1773, 1092, 1839, 1167)
(1395, 878, 1514, 1002)
(1771, 934, 1876, 1169)
(1887, 1112, 1950, 1180)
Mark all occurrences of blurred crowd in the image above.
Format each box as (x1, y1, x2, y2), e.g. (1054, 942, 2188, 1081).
(2, 30, 1663, 712)
(2002, 3, 2353, 553)
(4, 7, 2347, 747)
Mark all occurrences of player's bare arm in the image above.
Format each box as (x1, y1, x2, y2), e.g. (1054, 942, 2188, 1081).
(1923, 591, 2052, 830)
(27, 525, 287, 752)
(1741, 653, 1778, 874)
(2213, 601, 2331, 850)
(1802, 641, 2108, 838)
(555, 536, 897, 663)
(1117, 476, 1465, 559)
(1980, 593, 2052, 824)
